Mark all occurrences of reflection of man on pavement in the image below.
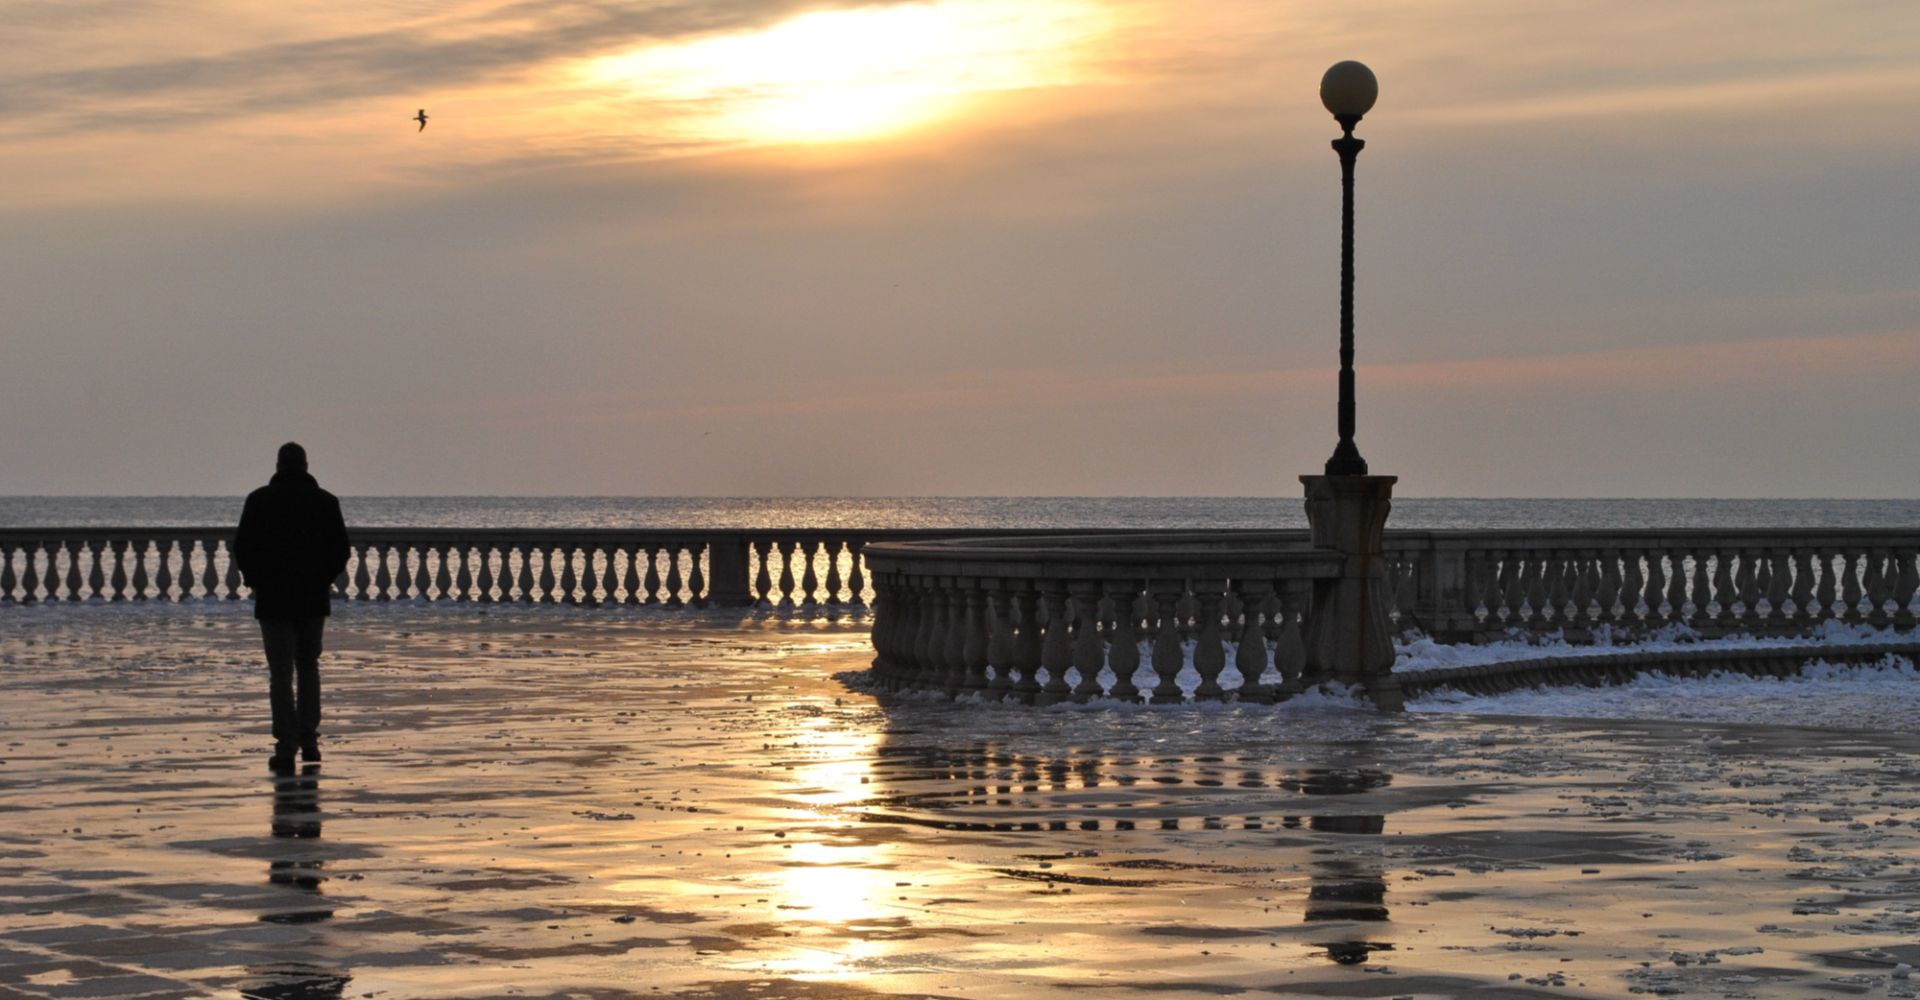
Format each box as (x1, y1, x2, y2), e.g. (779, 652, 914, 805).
(234, 442, 350, 772)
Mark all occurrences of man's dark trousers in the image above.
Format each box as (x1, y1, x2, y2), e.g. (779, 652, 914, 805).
(262, 617, 325, 752)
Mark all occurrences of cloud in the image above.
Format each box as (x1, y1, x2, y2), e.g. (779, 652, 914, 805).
(0, 0, 911, 135)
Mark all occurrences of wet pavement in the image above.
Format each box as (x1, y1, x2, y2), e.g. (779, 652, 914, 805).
(2, 604, 1919, 1000)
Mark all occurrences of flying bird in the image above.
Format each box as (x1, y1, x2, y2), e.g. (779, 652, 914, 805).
(414, 109, 429, 131)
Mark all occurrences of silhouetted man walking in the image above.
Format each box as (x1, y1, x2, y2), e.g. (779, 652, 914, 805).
(234, 443, 350, 772)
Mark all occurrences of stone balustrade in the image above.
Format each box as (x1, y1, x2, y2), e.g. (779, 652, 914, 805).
(0, 528, 1009, 607)
(861, 533, 1348, 705)
(1381, 530, 1920, 642)
(8, 527, 1917, 649)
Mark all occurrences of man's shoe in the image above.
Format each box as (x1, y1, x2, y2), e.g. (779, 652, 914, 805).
(268, 753, 295, 773)
(300, 742, 321, 763)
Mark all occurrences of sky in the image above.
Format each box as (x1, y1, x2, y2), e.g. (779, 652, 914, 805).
(2, 0, 1917, 498)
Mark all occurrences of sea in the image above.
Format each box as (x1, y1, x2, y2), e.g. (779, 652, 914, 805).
(1, 496, 1916, 530)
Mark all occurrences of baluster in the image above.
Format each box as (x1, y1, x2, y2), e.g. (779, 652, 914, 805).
(824, 541, 845, 606)
(894, 580, 924, 689)
(558, 545, 579, 605)
(1103, 581, 1142, 702)
(410, 546, 432, 604)
(596, 545, 617, 606)
(1841, 549, 1866, 624)
(753, 541, 774, 605)
(475, 546, 496, 603)
(1663, 550, 1688, 627)
(1543, 554, 1571, 624)
(1518, 557, 1545, 626)
(507, 546, 528, 604)
(1273, 585, 1308, 694)
(128, 540, 150, 600)
(1892, 549, 1919, 629)
(345, 544, 367, 600)
(1593, 550, 1621, 625)
(1189, 581, 1227, 701)
(870, 576, 900, 678)
(868, 575, 898, 682)
(105, 539, 127, 600)
(664, 546, 685, 607)
(1036, 582, 1074, 706)
(1864, 549, 1891, 627)
(641, 546, 663, 604)
(391, 545, 413, 601)
(928, 584, 957, 691)
(1813, 549, 1839, 624)
(1233, 579, 1273, 699)
(1733, 549, 1758, 626)
(1789, 549, 1816, 626)
(435, 545, 455, 602)
(1011, 585, 1045, 703)
(936, 585, 966, 693)
(776, 541, 799, 606)
(371, 545, 394, 600)
(1148, 582, 1186, 702)
(1709, 549, 1735, 627)
(1764, 551, 1792, 627)
(1616, 550, 1643, 629)
(54, 541, 73, 602)
(1479, 551, 1505, 625)
(180, 540, 201, 600)
(1565, 553, 1594, 630)
(1497, 554, 1524, 625)
(987, 586, 1017, 699)
(84, 539, 107, 602)
(56, 540, 79, 601)
(1069, 581, 1106, 702)
(620, 546, 641, 605)
(909, 581, 939, 689)
(1687, 549, 1711, 627)
(800, 540, 821, 607)
(688, 544, 707, 606)
(530, 546, 553, 603)
(451, 545, 472, 602)
(22, 541, 46, 602)
(0, 543, 16, 603)
(1641, 551, 1668, 626)
(148, 540, 172, 601)
(960, 583, 990, 695)
(848, 541, 868, 606)
(1392, 557, 1416, 631)
(222, 540, 244, 600)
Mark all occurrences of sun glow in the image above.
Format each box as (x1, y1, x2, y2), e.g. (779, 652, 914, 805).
(588, 0, 1113, 145)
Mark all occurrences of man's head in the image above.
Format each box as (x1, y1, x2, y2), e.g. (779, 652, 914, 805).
(276, 442, 308, 475)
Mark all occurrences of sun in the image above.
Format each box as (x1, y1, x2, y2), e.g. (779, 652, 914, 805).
(587, 0, 1112, 145)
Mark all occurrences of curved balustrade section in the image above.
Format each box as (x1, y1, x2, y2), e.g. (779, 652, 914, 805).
(861, 533, 1346, 705)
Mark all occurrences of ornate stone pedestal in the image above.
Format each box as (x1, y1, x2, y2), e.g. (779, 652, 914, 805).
(1300, 475, 1404, 711)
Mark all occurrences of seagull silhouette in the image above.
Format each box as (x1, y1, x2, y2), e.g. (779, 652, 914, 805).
(414, 109, 429, 132)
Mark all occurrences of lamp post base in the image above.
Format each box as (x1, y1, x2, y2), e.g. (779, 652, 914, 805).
(1300, 474, 1403, 711)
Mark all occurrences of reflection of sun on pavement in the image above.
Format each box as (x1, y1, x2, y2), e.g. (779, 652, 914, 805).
(585, 0, 1114, 145)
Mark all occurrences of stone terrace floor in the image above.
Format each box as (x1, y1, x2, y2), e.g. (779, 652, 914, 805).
(2, 604, 1919, 1000)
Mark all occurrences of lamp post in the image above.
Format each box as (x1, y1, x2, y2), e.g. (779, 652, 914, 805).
(1320, 60, 1377, 477)
(1297, 59, 1402, 711)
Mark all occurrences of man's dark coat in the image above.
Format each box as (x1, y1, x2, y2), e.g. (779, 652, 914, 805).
(233, 471, 350, 620)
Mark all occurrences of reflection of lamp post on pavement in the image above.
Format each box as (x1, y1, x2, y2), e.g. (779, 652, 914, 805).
(1300, 60, 1403, 710)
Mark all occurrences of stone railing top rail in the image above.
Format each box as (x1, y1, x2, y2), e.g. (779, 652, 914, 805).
(7, 526, 1915, 543)
(862, 531, 1346, 580)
